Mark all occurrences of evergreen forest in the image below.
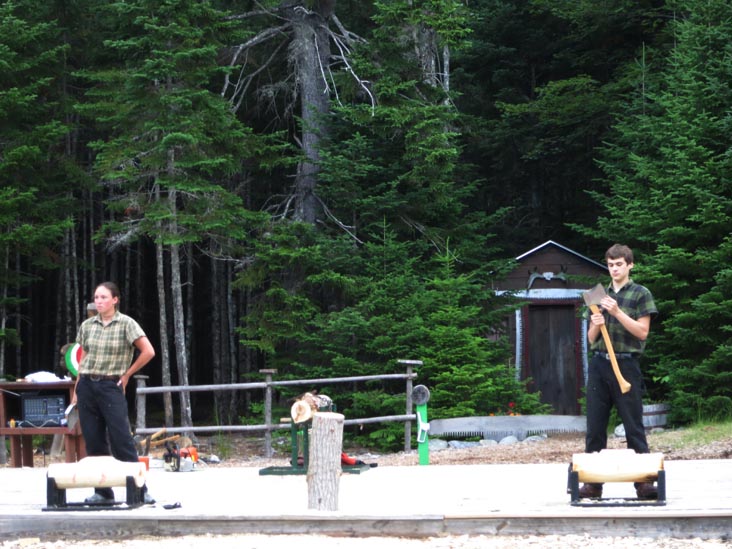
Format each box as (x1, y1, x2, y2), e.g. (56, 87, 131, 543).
(2, 0, 732, 447)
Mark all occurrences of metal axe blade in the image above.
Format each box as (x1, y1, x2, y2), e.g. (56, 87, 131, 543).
(582, 283, 607, 308)
(583, 283, 632, 394)
(65, 403, 79, 430)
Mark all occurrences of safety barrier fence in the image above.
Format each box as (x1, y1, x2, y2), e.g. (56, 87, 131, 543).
(133, 359, 422, 457)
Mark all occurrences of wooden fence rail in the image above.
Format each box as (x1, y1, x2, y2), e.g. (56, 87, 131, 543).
(133, 359, 422, 457)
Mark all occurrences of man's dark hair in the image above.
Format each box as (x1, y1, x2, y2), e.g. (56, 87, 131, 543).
(605, 244, 634, 264)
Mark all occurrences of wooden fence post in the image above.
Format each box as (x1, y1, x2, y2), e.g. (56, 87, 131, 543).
(260, 369, 276, 458)
(134, 375, 149, 431)
(399, 359, 422, 452)
(307, 411, 344, 511)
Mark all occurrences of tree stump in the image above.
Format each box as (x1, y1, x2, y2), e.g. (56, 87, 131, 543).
(307, 411, 344, 511)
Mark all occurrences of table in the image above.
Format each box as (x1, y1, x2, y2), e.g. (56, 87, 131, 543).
(0, 381, 86, 467)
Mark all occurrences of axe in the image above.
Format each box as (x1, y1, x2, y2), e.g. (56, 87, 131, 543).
(583, 283, 632, 394)
(143, 427, 168, 456)
(64, 403, 79, 430)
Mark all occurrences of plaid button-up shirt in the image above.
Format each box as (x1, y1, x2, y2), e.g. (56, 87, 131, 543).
(590, 280, 657, 355)
(76, 311, 146, 376)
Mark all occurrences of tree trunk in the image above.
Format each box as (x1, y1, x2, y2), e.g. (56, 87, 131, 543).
(0, 268, 4, 462)
(307, 411, 344, 511)
(154, 185, 174, 426)
(170, 238, 194, 437)
(185, 247, 194, 385)
(211, 256, 224, 421)
(14, 253, 22, 378)
(166, 183, 193, 438)
(290, 5, 332, 223)
(406, 1, 451, 94)
(54, 231, 68, 374)
(226, 265, 240, 421)
(0, 245, 7, 378)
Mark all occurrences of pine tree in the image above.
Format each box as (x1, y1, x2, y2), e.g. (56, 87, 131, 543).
(589, 0, 732, 422)
(76, 0, 265, 429)
(0, 2, 73, 376)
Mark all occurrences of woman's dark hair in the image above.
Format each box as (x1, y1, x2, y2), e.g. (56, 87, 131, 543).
(96, 281, 121, 310)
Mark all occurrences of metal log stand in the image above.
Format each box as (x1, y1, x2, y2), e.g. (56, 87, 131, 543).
(567, 450, 667, 507)
(412, 384, 431, 466)
(259, 401, 370, 476)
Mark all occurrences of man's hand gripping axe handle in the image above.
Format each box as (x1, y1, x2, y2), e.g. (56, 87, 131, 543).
(584, 284, 632, 394)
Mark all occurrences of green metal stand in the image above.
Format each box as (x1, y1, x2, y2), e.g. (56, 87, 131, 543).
(259, 419, 370, 476)
(259, 420, 310, 476)
(416, 402, 429, 465)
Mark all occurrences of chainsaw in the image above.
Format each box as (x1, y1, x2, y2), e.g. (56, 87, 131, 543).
(163, 441, 198, 472)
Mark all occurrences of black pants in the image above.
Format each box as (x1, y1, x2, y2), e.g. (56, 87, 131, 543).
(585, 354, 649, 455)
(76, 376, 147, 498)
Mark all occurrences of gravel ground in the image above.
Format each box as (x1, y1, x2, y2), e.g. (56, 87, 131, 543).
(3, 533, 731, 549)
(201, 427, 732, 469)
(9, 423, 730, 470)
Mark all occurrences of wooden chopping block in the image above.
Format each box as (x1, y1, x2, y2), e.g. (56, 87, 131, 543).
(572, 449, 664, 483)
(48, 456, 147, 489)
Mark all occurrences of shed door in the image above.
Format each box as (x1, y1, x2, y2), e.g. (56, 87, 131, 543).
(524, 304, 580, 414)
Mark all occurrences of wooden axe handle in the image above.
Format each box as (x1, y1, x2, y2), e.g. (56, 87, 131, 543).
(150, 427, 167, 440)
(149, 434, 181, 448)
(590, 304, 632, 394)
(142, 427, 167, 456)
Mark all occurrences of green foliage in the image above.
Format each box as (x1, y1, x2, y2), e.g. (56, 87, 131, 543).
(76, 0, 265, 252)
(451, 0, 670, 254)
(237, 220, 547, 450)
(582, 0, 732, 420)
(373, 0, 471, 48)
(8, 0, 732, 440)
(414, 248, 548, 418)
(0, 3, 76, 363)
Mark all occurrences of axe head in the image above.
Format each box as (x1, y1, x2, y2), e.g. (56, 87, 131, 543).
(583, 283, 607, 307)
(65, 403, 79, 430)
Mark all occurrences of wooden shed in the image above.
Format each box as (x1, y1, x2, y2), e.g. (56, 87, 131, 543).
(496, 241, 608, 414)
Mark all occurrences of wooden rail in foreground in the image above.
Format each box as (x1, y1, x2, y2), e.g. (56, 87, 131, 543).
(133, 359, 422, 457)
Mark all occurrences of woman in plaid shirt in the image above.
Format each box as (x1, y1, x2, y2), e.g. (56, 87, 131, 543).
(72, 281, 156, 505)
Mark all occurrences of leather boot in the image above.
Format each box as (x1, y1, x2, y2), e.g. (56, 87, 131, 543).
(635, 482, 658, 499)
(579, 483, 603, 498)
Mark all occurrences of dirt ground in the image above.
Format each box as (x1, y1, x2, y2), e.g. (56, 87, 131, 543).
(190, 428, 732, 469)
(8, 426, 732, 469)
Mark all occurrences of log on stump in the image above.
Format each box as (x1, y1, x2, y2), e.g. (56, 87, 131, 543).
(572, 449, 664, 483)
(307, 411, 345, 511)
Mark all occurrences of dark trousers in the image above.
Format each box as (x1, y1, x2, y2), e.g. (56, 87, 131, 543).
(585, 354, 649, 457)
(76, 376, 146, 498)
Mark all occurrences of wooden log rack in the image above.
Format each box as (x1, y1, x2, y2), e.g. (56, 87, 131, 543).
(44, 456, 147, 511)
(567, 449, 666, 506)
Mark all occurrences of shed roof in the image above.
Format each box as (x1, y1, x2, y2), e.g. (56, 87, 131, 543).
(496, 240, 608, 293)
(516, 240, 605, 269)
